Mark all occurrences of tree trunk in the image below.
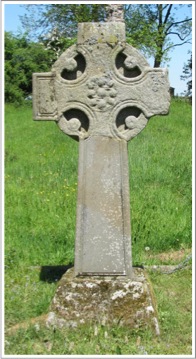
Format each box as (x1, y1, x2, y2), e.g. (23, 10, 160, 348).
(154, 57, 161, 67)
(154, 5, 163, 67)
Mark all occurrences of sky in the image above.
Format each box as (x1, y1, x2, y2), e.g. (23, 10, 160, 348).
(3, 2, 193, 95)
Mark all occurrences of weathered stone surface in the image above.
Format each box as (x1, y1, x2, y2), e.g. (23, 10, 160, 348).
(33, 72, 57, 120)
(75, 136, 132, 277)
(77, 22, 126, 44)
(46, 267, 160, 335)
(105, 4, 124, 22)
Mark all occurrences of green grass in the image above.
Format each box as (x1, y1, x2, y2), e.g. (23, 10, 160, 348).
(4, 98, 192, 355)
(5, 104, 78, 267)
(129, 98, 192, 264)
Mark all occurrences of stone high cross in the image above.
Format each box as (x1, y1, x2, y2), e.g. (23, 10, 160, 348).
(33, 9, 170, 278)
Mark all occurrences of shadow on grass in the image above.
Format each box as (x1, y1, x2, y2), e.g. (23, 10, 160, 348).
(39, 265, 146, 283)
(40, 264, 73, 283)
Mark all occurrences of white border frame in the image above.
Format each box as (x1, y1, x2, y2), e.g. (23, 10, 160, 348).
(1, 1, 195, 358)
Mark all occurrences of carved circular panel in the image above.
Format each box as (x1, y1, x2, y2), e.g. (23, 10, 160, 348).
(112, 44, 149, 83)
(61, 53, 86, 81)
(111, 101, 148, 141)
(57, 103, 95, 140)
(52, 45, 88, 84)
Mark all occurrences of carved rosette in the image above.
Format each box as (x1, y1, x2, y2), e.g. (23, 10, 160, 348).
(87, 76, 117, 111)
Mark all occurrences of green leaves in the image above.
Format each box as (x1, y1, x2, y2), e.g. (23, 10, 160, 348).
(125, 4, 192, 67)
(5, 32, 54, 104)
(181, 53, 192, 97)
(20, 4, 106, 40)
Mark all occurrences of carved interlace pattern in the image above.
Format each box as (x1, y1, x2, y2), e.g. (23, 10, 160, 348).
(87, 76, 117, 111)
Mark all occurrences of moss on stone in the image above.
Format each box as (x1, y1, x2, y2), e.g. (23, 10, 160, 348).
(48, 267, 160, 335)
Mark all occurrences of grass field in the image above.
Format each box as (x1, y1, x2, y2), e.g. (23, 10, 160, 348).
(4, 98, 192, 355)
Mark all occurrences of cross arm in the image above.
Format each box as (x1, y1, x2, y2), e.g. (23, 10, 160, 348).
(33, 72, 57, 121)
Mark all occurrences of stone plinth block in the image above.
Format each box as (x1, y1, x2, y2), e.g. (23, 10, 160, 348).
(46, 268, 160, 335)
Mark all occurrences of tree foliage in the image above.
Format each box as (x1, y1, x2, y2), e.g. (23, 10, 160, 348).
(4, 4, 192, 103)
(20, 4, 106, 41)
(5, 32, 54, 104)
(181, 52, 192, 98)
(20, 4, 192, 68)
(20, 4, 106, 64)
(125, 4, 192, 67)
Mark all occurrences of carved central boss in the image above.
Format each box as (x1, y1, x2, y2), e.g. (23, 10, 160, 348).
(33, 22, 170, 141)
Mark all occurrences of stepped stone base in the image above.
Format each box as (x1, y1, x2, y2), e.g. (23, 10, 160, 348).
(46, 267, 160, 335)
